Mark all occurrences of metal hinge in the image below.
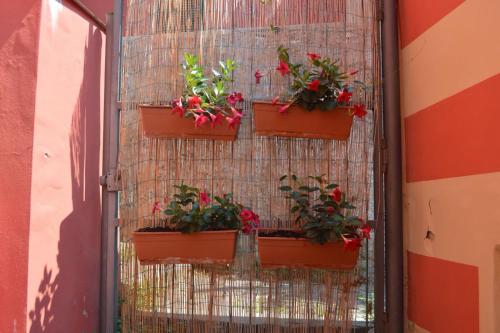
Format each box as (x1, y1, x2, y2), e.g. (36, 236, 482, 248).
(100, 168, 122, 192)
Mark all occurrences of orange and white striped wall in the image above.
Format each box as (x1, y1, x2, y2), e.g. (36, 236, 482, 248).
(399, 0, 500, 332)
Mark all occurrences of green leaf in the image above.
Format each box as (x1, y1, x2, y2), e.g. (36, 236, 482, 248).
(279, 185, 292, 192)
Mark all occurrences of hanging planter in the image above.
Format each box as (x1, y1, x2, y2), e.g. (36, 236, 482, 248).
(253, 47, 368, 140)
(140, 105, 239, 140)
(133, 229, 238, 264)
(133, 184, 260, 265)
(258, 229, 360, 269)
(139, 53, 244, 140)
(256, 175, 370, 269)
(253, 101, 353, 140)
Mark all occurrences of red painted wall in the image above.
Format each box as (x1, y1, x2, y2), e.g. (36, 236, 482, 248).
(0, 0, 110, 331)
(0, 2, 41, 332)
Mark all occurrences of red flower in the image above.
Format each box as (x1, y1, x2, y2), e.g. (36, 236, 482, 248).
(343, 236, 362, 251)
(209, 112, 223, 128)
(307, 53, 321, 61)
(242, 224, 252, 234)
(337, 89, 352, 104)
(194, 114, 209, 128)
(171, 99, 185, 117)
(226, 116, 241, 129)
(329, 187, 342, 203)
(353, 104, 367, 118)
(271, 96, 280, 105)
(348, 70, 359, 76)
(152, 201, 161, 214)
(326, 206, 335, 215)
(240, 209, 255, 221)
(199, 191, 211, 206)
(276, 60, 290, 76)
(307, 79, 320, 92)
(240, 209, 260, 234)
(255, 70, 264, 84)
(279, 104, 291, 114)
(188, 95, 202, 108)
(230, 107, 243, 118)
(360, 221, 371, 239)
(226, 92, 244, 106)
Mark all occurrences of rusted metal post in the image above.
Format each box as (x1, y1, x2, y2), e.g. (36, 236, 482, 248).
(381, 0, 404, 332)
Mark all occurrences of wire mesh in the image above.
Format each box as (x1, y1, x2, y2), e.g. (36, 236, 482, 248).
(118, 0, 380, 331)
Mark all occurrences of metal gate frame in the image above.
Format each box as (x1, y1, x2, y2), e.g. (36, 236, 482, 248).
(99, 0, 404, 331)
(100, 1, 123, 332)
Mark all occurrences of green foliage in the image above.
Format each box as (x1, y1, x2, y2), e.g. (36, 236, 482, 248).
(182, 53, 235, 101)
(162, 184, 255, 234)
(164, 184, 240, 233)
(279, 175, 362, 244)
(174, 53, 243, 126)
(276, 46, 366, 111)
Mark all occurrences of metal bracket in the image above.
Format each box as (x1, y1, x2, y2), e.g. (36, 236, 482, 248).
(100, 168, 122, 192)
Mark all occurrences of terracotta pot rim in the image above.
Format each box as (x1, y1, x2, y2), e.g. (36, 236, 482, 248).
(257, 228, 356, 244)
(257, 228, 305, 240)
(252, 100, 353, 110)
(258, 236, 347, 244)
(139, 104, 234, 111)
(134, 229, 238, 235)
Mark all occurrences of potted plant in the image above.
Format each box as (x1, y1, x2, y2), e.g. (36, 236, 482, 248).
(257, 175, 370, 269)
(140, 53, 244, 140)
(253, 46, 367, 140)
(133, 184, 259, 264)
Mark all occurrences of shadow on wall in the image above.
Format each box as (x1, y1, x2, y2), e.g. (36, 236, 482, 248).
(28, 24, 102, 332)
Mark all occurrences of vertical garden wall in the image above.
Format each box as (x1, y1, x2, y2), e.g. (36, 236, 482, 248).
(118, 0, 380, 331)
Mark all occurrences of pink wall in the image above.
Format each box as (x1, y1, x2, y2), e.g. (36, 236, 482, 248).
(0, 0, 111, 331)
(0, 2, 41, 332)
(27, 1, 106, 331)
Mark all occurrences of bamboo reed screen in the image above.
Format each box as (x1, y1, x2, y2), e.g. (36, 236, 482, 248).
(118, 0, 380, 331)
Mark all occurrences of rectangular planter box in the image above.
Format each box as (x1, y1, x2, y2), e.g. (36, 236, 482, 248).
(133, 230, 238, 265)
(258, 231, 360, 269)
(139, 105, 239, 140)
(253, 101, 353, 140)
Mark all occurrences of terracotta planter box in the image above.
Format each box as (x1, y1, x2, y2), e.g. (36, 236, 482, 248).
(139, 105, 239, 140)
(258, 230, 359, 269)
(133, 230, 238, 264)
(253, 101, 353, 140)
